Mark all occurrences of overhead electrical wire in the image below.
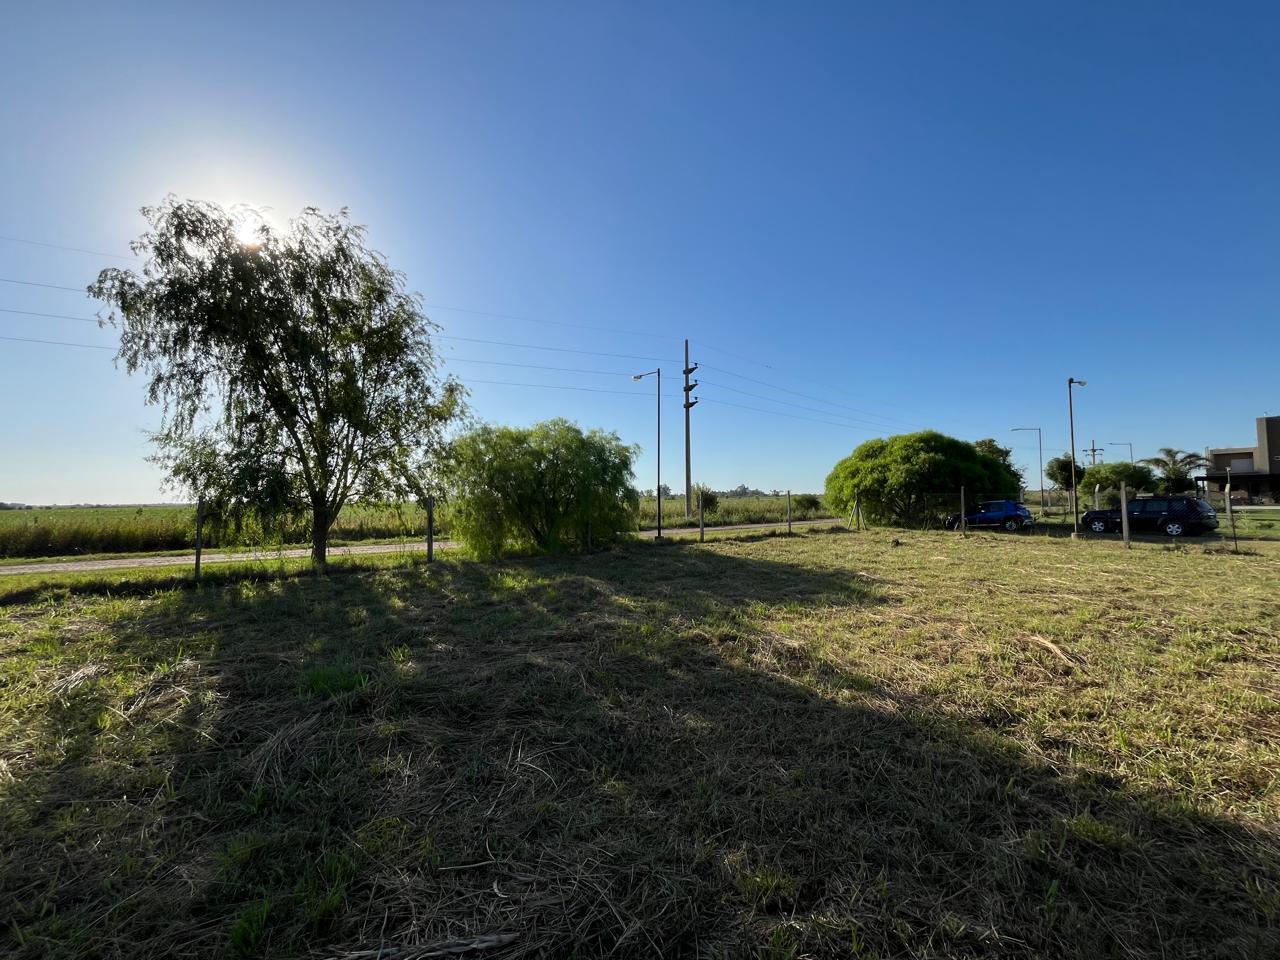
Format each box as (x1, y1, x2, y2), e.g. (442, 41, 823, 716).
(0, 235, 137, 261)
(0, 334, 113, 350)
(0, 307, 99, 323)
(697, 378, 921, 431)
(0, 236, 943, 431)
(0, 277, 87, 293)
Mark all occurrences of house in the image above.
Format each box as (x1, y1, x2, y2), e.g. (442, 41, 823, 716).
(1199, 415, 1280, 503)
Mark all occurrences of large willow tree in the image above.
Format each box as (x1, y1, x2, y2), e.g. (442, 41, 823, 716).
(90, 198, 463, 566)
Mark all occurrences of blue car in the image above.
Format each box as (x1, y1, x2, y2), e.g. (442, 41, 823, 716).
(944, 499, 1034, 531)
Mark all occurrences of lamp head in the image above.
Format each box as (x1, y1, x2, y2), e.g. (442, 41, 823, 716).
(632, 375, 643, 381)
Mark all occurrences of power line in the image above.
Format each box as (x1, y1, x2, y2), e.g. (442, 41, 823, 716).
(0, 235, 137, 261)
(699, 396, 878, 432)
(699, 362, 924, 427)
(0, 307, 99, 324)
(425, 303, 680, 342)
(436, 333, 678, 364)
(444, 356, 637, 377)
(0, 334, 113, 351)
(464, 377, 680, 398)
(0, 277, 87, 293)
(698, 378, 917, 431)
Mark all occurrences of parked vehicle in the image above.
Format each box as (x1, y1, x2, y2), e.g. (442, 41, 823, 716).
(1081, 496, 1218, 537)
(944, 499, 1034, 531)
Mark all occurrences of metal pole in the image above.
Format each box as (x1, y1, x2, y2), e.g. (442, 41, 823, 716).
(1120, 482, 1131, 547)
(1068, 379, 1080, 537)
(427, 496, 437, 563)
(698, 489, 705, 542)
(960, 486, 966, 535)
(194, 495, 204, 583)
(786, 490, 792, 534)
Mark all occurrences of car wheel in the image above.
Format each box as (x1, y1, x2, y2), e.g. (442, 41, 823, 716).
(1003, 518, 1020, 532)
(1163, 521, 1184, 537)
(1089, 519, 1108, 533)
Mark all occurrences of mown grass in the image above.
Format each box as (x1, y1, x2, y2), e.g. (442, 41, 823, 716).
(1, 530, 1277, 958)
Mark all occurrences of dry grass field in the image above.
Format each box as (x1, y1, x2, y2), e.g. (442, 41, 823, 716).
(1, 529, 1277, 958)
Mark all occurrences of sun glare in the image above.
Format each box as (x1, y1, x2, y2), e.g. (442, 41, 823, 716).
(234, 219, 263, 248)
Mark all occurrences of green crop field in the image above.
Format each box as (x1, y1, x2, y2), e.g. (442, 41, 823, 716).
(0, 503, 433, 560)
(0, 495, 833, 561)
(1, 529, 1276, 958)
(637, 493, 831, 529)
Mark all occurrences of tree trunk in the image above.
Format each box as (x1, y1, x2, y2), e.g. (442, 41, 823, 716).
(311, 503, 330, 568)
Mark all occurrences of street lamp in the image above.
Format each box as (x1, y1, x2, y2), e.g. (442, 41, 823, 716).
(1011, 427, 1046, 511)
(1067, 378, 1087, 537)
(1109, 441, 1134, 463)
(633, 368, 661, 539)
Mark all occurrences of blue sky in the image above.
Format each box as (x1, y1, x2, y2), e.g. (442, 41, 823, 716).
(2, 1, 1277, 503)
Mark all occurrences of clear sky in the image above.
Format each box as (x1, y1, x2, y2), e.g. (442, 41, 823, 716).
(2, 1, 1277, 504)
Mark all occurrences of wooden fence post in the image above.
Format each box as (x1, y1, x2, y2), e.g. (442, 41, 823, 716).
(194, 495, 204, 583)
(1226, 483, 1238, 553)
(1120, 482, 1130, 548)
(426, 494, 434, 563)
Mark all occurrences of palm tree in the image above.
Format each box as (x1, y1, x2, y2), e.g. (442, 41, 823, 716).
(1139, 447, 1209, 494)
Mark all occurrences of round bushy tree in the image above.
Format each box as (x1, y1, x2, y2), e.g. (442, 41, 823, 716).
(446, 419, 639, 558)
(1045, 454, 1082, 492)
(824, 431, 1020, 528)
(1078, 462, 1158, 507)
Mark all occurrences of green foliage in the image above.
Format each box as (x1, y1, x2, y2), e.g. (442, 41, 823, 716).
(89, 198, 463, 565)
(693, 484, 719, 514)
(1139, 448, 1209, 494)
(446, 419, 639, 558)
(1079, 462, 1158, 506)
(824, 431, 1021, 528)
(791, 493, 822, 512)
(1045, 454, 1082, 491)
(974, 438, 1024, 487)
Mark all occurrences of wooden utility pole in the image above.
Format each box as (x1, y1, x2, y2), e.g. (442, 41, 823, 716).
(1120, 482, 1131, 548)
(426, 494, 434, 563)
(194, 496, 204, 583)
(682, 339, 698, 518)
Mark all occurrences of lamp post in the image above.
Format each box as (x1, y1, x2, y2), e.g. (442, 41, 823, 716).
(1109, 441, 1134, 463)
(1011, 427, 1046, 511)
(1067, 377, 1087, 537)
(633, 368, 661, 539)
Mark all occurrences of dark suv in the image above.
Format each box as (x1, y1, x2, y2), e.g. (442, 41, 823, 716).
(1082, 496, 1218, 537)
(944, 499, 1034, 532)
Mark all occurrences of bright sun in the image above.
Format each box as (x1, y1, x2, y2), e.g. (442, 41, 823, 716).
(234, 219, 264, 247)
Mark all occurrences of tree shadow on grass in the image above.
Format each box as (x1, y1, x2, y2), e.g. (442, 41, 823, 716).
(2, 537, 1277, 959)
